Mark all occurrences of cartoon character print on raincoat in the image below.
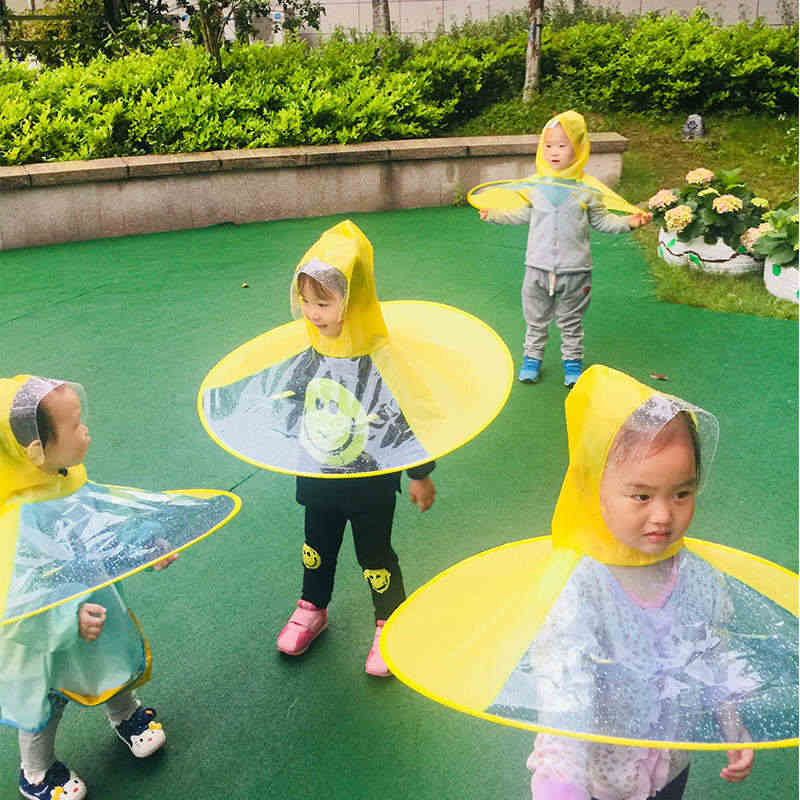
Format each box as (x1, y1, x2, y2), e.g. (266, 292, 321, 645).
(0, 375, 240, 731)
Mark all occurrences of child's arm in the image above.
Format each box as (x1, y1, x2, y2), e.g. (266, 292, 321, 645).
(409, 475, 435, 512)
(479, 207, 531, 226)
(718, 705, 754, 782)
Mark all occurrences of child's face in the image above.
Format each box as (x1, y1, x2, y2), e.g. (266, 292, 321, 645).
(299, 280, 344, 338)
(542, 123, 576, 171)
(599, 420, 697, 556)
(39, 386, 91, 473)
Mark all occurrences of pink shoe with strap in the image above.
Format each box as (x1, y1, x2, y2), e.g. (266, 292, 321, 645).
(277, 599, 328, 655)
(365, 620, 392, 677)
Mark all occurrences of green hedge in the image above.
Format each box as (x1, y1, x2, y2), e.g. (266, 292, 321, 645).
(544, 12, 798, 113)
(0, 12, 795, 166)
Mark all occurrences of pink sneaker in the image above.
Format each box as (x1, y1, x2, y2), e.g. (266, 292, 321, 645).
(365, 620, 391, 677)
(277, 599, 328, 655)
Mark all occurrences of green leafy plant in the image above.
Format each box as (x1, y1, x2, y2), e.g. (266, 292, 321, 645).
(647, 167, 767, 251)
(749, 201, 799, 269)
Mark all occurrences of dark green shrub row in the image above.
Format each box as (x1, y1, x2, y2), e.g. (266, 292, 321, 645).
(544, 12, 798, 113)
(0, 11, 795, 166)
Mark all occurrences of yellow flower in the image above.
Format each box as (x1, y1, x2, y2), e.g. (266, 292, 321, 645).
(752, 197, 769, 208)
(712, 194, 743, 214)
(686, 168, 714, 184)
(664, 204, 693, 232)
(648, 189, 678, 210)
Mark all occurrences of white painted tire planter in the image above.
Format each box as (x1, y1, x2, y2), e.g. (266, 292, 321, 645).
(763, 257, 799, 304)
(657, 229, 761, 275)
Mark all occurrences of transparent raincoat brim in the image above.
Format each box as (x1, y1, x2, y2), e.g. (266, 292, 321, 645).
(1, 484, 241, 626)
(381, 535, 798, 751)
(199, 220, 514, 479)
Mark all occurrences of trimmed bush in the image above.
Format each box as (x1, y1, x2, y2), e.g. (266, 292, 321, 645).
(1, 11, 796, 166)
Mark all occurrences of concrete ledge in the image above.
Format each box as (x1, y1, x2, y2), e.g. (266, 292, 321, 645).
(0, 134, 629, 250)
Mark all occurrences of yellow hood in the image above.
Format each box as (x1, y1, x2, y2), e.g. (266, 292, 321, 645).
(293, 220, 388, 358)
(552, 365, 687, 566)
(535, 109, 590, 181)
(0, 375, 86, 509)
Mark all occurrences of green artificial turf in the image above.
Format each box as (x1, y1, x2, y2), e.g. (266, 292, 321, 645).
(0, 207, 796, 799)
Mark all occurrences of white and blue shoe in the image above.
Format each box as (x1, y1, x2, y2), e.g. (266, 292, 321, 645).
(562, 359, 583, 388)
(19, 761, 86, 800)
(519, 356, 542, 384)
(114, 706, 166, 758)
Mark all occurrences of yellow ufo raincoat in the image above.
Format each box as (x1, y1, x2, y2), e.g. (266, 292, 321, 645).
(199, 220, 513, 477)
(382, 366, 798, 752)
(0, 376, 240, 731)
(467, 110, 641, 216)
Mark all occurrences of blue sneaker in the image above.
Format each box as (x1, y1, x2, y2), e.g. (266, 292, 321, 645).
(114, 706, 166, 758)
(19, 761, 86, 800)
(519, 356, 541, 383)
(562, 359, 583, 387)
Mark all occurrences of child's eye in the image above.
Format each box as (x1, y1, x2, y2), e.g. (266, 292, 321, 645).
(675, 489, 694, 500)
(632, 494, 650, 502)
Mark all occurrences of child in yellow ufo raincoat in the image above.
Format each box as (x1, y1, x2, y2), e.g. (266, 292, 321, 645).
(501, 366, 761, 800)
(276, 221, 436, 676)
(0, 376, 239, 800)
(479, 111, 651, 387)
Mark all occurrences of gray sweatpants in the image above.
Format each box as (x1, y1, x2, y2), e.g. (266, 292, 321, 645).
(521, 267, 592, 361)
(19, 690, 139, 784)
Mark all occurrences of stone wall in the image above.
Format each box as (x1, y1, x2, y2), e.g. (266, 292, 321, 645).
(0, 134, 628, 250)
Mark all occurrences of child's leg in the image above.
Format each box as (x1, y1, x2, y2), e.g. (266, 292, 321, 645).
(522, 267, 556, 359)
(103, 688, 139, 725)
(18, 695, 67, 783)
(553, 272, 592, 361)
(350, 500, 405, 621)
(302, 506, 348, 609)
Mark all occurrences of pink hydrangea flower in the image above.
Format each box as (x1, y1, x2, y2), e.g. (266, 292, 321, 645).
(648, 189, 678, 210)
(664, 204, 693, 232)
(740, 227, 762, 251)
(686, 168, 714, 184)
(712, 194, 744, 214)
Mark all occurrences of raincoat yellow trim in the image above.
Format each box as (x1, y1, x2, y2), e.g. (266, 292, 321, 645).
(57, 611, 153, 705)
(197, 301, 513, 478)
(381, 535, 798, 750)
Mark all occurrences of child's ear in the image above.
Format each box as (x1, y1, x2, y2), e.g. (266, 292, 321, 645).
(25, 439, 45, 467)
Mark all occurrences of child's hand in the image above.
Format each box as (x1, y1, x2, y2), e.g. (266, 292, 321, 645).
(479, 209, 489, 222)
(627, 211, 652, 228)
(152, 552, 179, 571)
(409, 476, 436, 512)
(78, 602, 106, 641)
(720, 748, 754, 782)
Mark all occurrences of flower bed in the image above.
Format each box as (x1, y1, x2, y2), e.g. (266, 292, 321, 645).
(649, 167, 768, 275)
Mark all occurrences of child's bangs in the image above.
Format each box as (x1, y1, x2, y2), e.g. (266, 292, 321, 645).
(607, 395, 719, 492)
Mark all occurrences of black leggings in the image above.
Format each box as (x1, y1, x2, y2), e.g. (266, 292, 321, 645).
(301, 500, 405, 621)
(592, 767, 689, 800)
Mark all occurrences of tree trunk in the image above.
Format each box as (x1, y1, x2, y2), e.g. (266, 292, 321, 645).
(372, 0, 390, 36)
(522, 0, 544, 103)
